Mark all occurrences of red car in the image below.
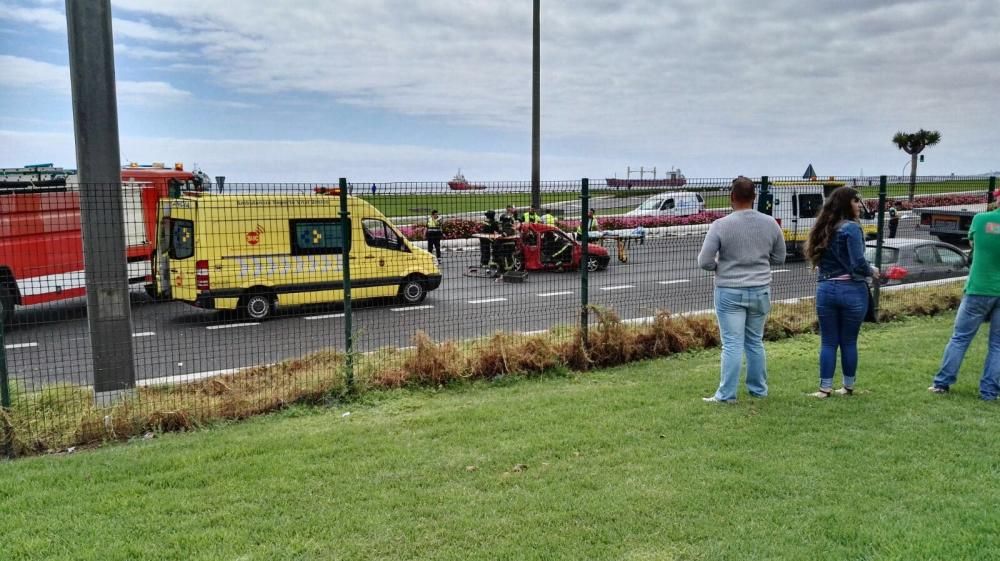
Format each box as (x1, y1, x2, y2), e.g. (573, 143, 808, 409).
(511, 223, 611, 272)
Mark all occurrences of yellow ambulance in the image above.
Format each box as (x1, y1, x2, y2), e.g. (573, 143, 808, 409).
(153, 192, 441, 319)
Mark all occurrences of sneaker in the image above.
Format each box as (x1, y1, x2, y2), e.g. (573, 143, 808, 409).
(809, 389, 832, 399)
(928, 386, 949, 394)
(834, 387, 854, 396)
(702, 396, 736, 404)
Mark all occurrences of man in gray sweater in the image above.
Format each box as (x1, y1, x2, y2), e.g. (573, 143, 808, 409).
(697, 176, 786, 403)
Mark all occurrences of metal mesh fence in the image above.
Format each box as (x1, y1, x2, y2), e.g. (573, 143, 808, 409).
(1, 173, 995, 454)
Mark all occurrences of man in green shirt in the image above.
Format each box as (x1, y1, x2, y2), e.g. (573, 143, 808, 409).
(929, 207, 1000, 400)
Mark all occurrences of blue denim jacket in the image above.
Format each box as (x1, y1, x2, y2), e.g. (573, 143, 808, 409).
(817, 221, 872, 282)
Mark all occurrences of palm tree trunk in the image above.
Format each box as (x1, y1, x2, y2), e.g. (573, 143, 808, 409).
(907, 153, 918, 202)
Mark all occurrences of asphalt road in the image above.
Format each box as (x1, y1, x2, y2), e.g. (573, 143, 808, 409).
(3, 218, 942, 389)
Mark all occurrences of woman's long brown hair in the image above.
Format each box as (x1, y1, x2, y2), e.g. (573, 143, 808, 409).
(804, 187, 861, 267)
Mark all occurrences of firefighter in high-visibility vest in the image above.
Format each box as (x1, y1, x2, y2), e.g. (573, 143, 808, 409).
(576, 208, 601, 240)
(523, 206, 541, 224)
(541, 209, 557, 225)
(426, 209, 443, 258)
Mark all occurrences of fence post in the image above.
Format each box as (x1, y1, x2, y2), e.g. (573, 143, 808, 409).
(758, 176, 771, 215)
(339, 178, 354, 393)
(0, 315, 9, 409)
(580, 178, 590, 349)
(872, 176, 888, 320)
(989, 176, 996, 205)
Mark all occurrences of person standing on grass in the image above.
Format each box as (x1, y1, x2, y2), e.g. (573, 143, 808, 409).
(804, 187, 880, 399)
(928, 203, 1000, 399)
(425, 209, 443, 259)
(697, 176, 786, 403)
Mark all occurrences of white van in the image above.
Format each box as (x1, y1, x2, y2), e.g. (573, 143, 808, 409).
(767, 183, 877, 255)
(625, 192, 705, 217)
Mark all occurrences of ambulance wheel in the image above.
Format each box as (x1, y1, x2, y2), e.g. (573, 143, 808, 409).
(586, 256, 601, 272)
(0, 286, 14, 327)
(241, 292, 274, 320)
(398, 276, 427, 304)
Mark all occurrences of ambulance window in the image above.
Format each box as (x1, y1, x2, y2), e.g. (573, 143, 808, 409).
(170, 219, 194, 259)
(362, 219, 404, 251)
(290, 219, 346, 255)
(798, 194, 823, 219)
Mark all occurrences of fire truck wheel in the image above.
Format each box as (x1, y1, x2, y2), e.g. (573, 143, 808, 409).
(397, 276, 427, 304)
(241, 292, 274, 320)
(0, 286, 13, 327)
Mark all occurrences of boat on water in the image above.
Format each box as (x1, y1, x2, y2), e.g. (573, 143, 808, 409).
(606, 166, 686, 188)
(448, 170, 488, 191)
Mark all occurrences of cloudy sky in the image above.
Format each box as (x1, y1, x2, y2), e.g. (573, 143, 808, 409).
(1, 0, 997, 182)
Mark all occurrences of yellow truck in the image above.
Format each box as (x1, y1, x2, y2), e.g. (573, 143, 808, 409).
(153, 192, 441, 319)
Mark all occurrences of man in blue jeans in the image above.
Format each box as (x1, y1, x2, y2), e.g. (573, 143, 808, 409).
(697, 177, 786, 403)
(929, 204, 1000, 399)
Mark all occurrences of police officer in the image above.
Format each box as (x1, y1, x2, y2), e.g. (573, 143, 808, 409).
(523, 206, 541, 224)
(426, 209, 443, 258)
(576, 208, 600, 240)
(480, 210, 501, 266)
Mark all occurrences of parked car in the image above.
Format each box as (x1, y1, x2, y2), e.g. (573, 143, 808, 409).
(624, 192, 705, 217)
(864, 238, 969, 286)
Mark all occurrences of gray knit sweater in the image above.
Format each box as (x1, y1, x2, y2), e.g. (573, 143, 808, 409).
(697, 209, 786, 287)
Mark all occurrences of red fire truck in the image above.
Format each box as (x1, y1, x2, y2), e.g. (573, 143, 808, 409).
(0, 162, 210, 324)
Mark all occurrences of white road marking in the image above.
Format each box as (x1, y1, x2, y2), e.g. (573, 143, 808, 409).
(132, 332, 155, 338)
(304, 313, 345, 320)
(138, 364, 273, 387)
(5, 342, 38, 350)
(600, 285, 635, 291)
(390, 305, 434, 312)
(657, 279, 690, 285)
(772, 269, 790, 273)
(520, 329, 549, 336)
(468, 298, 507, 304)
(537, 291, 574, 297)
(206, 322, 260, 330)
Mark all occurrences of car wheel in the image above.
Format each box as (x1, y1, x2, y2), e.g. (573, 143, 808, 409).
(241, 292, 273, 320)
(512, 254, 525, 272)
(587, 256, 601, 272)
(398, 276, 427, 304)
(0, 285, 14, 327)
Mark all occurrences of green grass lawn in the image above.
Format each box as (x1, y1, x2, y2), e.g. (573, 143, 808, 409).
(3, 314, 998, 561)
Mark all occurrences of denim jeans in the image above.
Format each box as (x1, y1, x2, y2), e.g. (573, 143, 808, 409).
(816, 281, 868, 390)
(713, 286, 771, 401)
(932, 295, 1000, 400)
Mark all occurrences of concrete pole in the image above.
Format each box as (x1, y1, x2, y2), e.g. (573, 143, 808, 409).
(65, 0, 136, 404)
(530, 0, 541, 210)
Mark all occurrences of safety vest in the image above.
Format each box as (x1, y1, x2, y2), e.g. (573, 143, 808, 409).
(888, 207, 898, 220)
(524, 212, 540, 223)
(576, 217, 599, 235)
(542, 213, 556, 225)
(427, 216, 441, 231)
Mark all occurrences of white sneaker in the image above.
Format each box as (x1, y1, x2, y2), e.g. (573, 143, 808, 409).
(702, 396, 735, 404)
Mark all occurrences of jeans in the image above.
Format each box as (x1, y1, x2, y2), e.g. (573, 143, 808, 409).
(713, 286, 771, 401)
(932, 295, 1000, 400)
(816, 281, 868, 390)
(426, 231, 442, 258)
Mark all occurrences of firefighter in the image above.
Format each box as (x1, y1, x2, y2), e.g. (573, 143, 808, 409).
(575, 208, 601, 240)
(542, 231, 572, 266)
(523, 206, 541, 224)
(499, 204, 518, 236)
(426, 209, 443, 258)
(480, 210, 501, 266)
(541, 209, 557, 225)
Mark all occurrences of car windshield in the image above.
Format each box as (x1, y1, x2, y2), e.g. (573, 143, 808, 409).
(864, 246, 898, 264)
(639, 198, 664, 210)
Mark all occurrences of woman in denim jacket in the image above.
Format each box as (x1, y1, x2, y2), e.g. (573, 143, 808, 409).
(804, 187, 880, 398)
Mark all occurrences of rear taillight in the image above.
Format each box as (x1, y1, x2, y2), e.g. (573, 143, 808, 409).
(885, 265, 908, 280)
(196, 259, 210, 290)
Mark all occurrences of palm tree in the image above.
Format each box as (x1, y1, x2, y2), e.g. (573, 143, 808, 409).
(892, 129, 941, 201)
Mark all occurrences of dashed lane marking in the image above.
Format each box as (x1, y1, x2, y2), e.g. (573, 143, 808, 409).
(599, 285, 635, 291)
(468, 298, 507, 304)
(132, 332, 155, 338)
(304, 313, 345, 320)
(537, 291, 574, 297)
(772, 269, 791, 273)
(5, 342, 38, 350)
(657, 279, 690, 285)
(390, 305, 434, 312)
(206, 322, 260, 330)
